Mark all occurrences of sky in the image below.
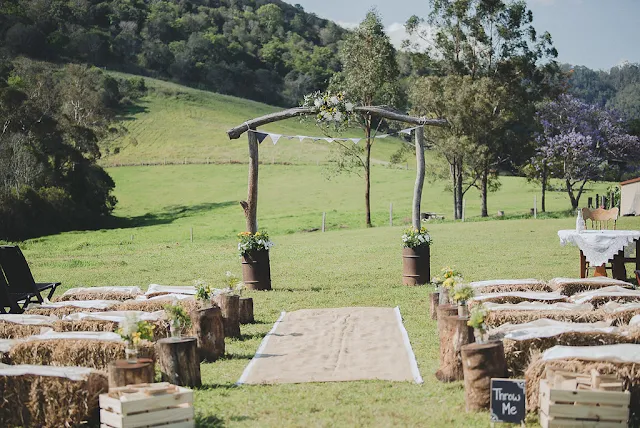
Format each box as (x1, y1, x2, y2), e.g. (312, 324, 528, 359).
(286, 0, 640, 70)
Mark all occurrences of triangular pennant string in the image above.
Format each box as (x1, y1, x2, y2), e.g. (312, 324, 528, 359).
(377, 134, 390, 139)
(350, 138, 361, 144)
(270, 134, 282, 145)
(400, 127, 416, 135)
(255, 132, 268, 144)
(324, 137, 334, 143)
(298, 136, 307, 142)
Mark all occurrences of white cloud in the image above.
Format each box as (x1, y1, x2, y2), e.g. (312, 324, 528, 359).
(335, 21, 433, 51)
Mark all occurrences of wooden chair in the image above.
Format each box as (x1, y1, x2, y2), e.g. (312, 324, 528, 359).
(0, 245, 60, 306)
(580, 207, 620, 278)
(581, 207, 619, 230)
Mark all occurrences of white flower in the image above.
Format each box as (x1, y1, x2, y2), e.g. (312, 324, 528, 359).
(330, 96, 339, 105)
(314, 99, 322, 107)
(334, 111, 343, 121)
(345, 102, 354, 112)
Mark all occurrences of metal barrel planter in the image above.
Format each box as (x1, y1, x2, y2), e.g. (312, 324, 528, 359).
(241, 249, 272, 291)
(402, 245, 430, 286)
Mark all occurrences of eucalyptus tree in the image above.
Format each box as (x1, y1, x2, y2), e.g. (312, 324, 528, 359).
(406, 0, 559, 216)
(329, 10, 403, 227)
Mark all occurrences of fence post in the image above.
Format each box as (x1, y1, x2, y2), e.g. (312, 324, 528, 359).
(190, 227, 193, 243)
(322, 212, 326, 232)
(534, 195, 537, 219)
(462, 198, 466, 222)
(389, 203, 393, 227)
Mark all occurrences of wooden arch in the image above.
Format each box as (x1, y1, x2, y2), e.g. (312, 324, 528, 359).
(227, 106, 447, 233)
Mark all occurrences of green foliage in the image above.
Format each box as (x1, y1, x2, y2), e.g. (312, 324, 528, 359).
(0, 0, 345, 106)
(194, 279, 213, 302)
(164, 303, 192, 329)
(0, 58, 130, 240)
(452, 283, 475, 303)
(467, 305, 487, 331)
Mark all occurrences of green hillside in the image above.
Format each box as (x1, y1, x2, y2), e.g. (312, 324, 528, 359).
(100, 73, 414, 167)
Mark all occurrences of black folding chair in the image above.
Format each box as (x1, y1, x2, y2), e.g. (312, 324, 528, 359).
(0, 246, 60, 305)
(0, 268, 27, 314)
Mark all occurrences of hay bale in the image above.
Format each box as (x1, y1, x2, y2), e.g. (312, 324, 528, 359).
(8, 340, 155, 370)
(469, 279, 551, 294)
(113, 299, 205, 313)
(471, 292, 567, 306)
(52, 319, 170, 339)
(0, 323, 50, 339)
(53, 286, 143, 302)
(549, 277, 635, 296)
(0, 367, 108, 428)
(525, 358, 640, 425)
(603, 303, 640, 326)
(570, 286, 640, 308)
(484, 310, 605, 329)
(504, 331, 637, 377)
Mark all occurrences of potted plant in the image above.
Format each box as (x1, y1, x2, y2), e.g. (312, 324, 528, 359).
(401, 226, 432, 285)
(439, 266, 462, 304)
(164, 303, 192, 339)
(452, 283, 475, 317)
(194, 279, 213, 307)
(467, 305, 488, 344)
(117, 314, 155, 362)
(238, 231, 274, 291)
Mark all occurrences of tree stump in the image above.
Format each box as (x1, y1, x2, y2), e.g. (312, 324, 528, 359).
(190, 306, 225, 361)
(461, 341, 508, 411)
(435, 315, 474, 382)
(156, 337, 201, 387)
(430, 292, 440, 320)
(213, 294, 241, 338)
(108, 358, 154, 388)
(239, 297, 255, 324)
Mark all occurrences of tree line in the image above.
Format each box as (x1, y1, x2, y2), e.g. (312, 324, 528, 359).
(0, 0, 345, 107)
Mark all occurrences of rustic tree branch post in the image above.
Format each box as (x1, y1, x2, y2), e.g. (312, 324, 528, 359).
(108, 358, 154, 388)
(240, 128, 259, 233)
(190, 306, 225, 361)
(413, 126, 426, 229)
(156, 337, 201, 387)
(430, 292, 440, 320)
(213, 294, 241, 338)
(239, 297, 255, 324)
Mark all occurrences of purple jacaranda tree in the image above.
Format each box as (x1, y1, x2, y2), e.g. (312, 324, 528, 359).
(532, 94, 640, 210)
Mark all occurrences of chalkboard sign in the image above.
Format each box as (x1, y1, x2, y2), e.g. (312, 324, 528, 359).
(490, 378, 526, 424)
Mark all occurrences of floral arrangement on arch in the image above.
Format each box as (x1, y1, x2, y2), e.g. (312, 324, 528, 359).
(302, 90, 355, 132)
(117, 314, 154, 346)
(237, 231, 274, 257)
(401, 226, 431, 249)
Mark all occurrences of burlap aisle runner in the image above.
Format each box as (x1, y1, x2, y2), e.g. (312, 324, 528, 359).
(237, 307, 422, 385)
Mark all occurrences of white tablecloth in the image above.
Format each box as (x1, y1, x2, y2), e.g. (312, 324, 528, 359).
(558, 229, 640, 266)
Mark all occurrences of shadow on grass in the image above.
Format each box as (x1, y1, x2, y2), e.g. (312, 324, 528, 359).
(102, 201, 237, 230)
(274, 286, 324, 293)
(196, 414, 226, 427)
(238, 332, 266, 341)
(116, 103, 150, 121)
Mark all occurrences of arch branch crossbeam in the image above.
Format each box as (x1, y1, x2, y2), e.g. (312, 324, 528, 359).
(227, 106, 447, 233)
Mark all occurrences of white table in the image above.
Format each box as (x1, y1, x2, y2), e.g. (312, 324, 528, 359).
(558, 229, 640, 279)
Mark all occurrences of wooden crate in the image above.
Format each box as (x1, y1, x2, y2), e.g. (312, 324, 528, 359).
(100, 382, 194, 428)
(539, 380, 630, 428)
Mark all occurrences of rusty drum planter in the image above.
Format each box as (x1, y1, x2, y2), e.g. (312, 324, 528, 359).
(241, 249, 272, 291)
(402, 245, 430, 285)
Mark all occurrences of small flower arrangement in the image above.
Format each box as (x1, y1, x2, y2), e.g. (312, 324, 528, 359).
(164, 303, 192, 338)
(194, 279, 213, 302)
(222, 271, 244, 296)
(237, 231, 274, 257)
(452, 283, 475, 304)
(402, 226, 431, 248)
(302, 90, 355, 132)
(468, 305, 488, 343)
(117, 314, 155, 346)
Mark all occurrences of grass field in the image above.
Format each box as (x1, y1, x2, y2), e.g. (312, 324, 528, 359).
(101, 72, 411, 167)
(9, 162, 634, 428)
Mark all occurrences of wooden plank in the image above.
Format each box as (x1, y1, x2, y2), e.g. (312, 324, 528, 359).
(540, 411, 627, 428)
(100, 394, 123, 414)
(546, 403, 628, 421)
(101, 419, 194, 428)
(548, 388, 631, 406)
(101, 405, 194, 428)
(120, 390, 193, 415)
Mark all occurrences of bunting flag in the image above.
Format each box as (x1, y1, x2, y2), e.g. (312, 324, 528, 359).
(247, 126, 422, 145)
(256, 132, 268, 144)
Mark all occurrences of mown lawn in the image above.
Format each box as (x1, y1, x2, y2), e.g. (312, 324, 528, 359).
(10, 164, 634, 427)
